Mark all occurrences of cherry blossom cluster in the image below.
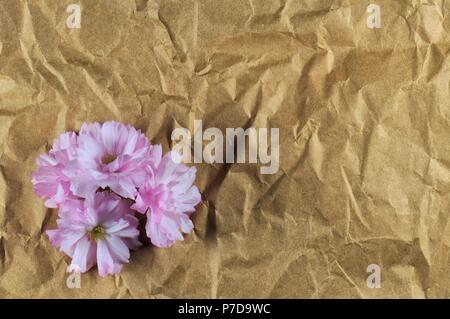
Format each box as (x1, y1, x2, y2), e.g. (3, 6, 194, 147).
(32, 121, 201, 276)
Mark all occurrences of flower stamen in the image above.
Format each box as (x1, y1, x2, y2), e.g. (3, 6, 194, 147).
(102, 154, 117, 165)
(89, 225, 106, 241)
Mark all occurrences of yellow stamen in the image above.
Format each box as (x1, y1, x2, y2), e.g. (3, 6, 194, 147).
(89, 225, 106, 241)
(102, 154, 117, 165)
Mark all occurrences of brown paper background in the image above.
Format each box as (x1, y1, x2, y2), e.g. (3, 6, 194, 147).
(1, 0, 450, 298)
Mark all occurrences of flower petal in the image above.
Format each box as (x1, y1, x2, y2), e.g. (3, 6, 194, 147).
(97, 240, 115, 277)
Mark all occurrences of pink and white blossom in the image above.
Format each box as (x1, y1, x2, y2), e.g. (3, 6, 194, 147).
(132, 151, 201, 248)
(47, 192, 141, 277)
(32, 132, 78, 208)
(68, 121, 160, 199)
(33, 121, 202, 276)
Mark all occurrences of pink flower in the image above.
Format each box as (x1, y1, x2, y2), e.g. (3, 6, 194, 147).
(32, 132, 78, 208)
(132, 151, 201, 248)
(68, 121, 160, 199)
(47, 192, 141, 277)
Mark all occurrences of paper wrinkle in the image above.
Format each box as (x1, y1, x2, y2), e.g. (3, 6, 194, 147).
(1, 0, 450, 298)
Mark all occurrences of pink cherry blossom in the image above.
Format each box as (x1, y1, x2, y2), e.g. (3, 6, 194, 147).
(47, 192, 141, 277)
(32, 132, 78, 208)
(33, 120, 203, 276)
(132, 151, 201, 248)
(68, 121, 161, 199)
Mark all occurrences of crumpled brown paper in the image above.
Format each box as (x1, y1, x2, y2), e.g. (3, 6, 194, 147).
(1, 0, 450, 298)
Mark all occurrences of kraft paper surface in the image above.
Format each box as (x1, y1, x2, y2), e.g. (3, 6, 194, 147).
(1, 0, 450, 298)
